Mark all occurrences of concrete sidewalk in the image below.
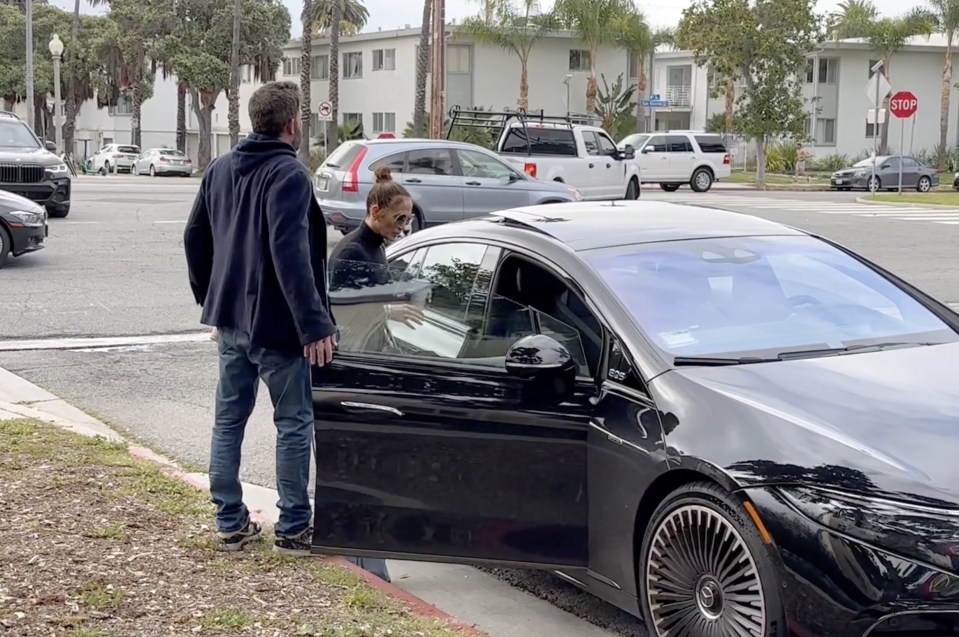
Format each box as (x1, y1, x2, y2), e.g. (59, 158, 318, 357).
(0, 366, 618, 637)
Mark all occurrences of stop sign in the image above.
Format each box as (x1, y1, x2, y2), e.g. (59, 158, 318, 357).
(889, 91, 918, 118)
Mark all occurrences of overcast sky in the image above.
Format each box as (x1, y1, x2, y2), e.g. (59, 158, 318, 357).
(47, 0, 932, 36)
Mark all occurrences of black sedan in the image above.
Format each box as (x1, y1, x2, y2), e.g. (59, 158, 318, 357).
(0, 187, 47, 268)
(311, 201, 959, 637)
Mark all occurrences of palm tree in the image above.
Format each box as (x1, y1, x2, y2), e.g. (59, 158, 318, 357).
(65, 0, 108, 159)
(554, 0, 634, 113)
(828, 0, 879, 40)
(614, 8, 650, 132)
(228, 0, 241, 148)
(460, 0, 556, 111)
(412, 0, 430, 137)
(298, 0, 368, 164)
(926, 0, 959, 168)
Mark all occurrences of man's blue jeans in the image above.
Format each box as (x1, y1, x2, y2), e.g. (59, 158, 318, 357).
(209, 327, 313, 538)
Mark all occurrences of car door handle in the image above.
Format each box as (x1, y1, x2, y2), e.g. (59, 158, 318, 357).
(606, 163, 611, 168)
(404, 178, 422, 184)
(589, 163, 595, 168)
(341, 401, 403, 417)
(465, 181, 481, 186)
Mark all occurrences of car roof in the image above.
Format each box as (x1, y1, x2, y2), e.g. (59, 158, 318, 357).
(429, 201, 807, 251)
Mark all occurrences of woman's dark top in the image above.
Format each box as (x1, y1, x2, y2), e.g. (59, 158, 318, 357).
(328, 222, 390, 291)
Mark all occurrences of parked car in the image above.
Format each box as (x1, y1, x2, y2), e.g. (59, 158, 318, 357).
(830, 155, 939, 192)
(0, 187, 47, 268)
(314, 199, 959, 637)
(132, 148, 193, 177)
(617, 130, 732, 192)
(90, 143, 140, 174)
(0, 110, 71, 218)
(314, 138, 581, 234)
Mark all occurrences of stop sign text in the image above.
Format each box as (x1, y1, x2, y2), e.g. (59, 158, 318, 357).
(889, 91, 918, 119)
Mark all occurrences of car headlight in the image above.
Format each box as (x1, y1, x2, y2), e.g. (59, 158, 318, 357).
(9, 210, 45, 226)
(776, 486, 959, 573)
(46, 163, 68, 174)
(954, 171, 958, 179)
(568, 187, 582, 201)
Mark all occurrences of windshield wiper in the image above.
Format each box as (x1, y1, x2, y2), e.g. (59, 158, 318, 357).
(672, 356, 777, 366)
(776, 341, 936, 361)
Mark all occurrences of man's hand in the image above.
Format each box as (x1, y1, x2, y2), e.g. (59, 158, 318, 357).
(304, 334, 337, 366)
(388, 303, 424, 329)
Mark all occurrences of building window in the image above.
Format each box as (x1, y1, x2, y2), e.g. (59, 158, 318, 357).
(865, 120, 880, 138)
(108, 92, 133, 116)
(343, 52, 362, 79)
(805, 58, 814, 83)
(343, 112, 363, 126)
(628, 53, 639, 79)
(312, 55, 329, 80)
(803, 116, 811, 138)
(373, 48, 396, 71)
(282, 57, 301, 77)
(569, 49, 590, 71)
(818, 58, 838, 84)
(372, 112, 396, 133)
(447, 45, 471, 73)
(816, 118, 836, 145)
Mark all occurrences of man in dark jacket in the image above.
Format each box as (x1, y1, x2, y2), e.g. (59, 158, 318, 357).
(184, 80, 336, 556)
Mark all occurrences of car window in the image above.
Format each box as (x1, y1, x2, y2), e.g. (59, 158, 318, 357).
(118, 145, 139, 154)
(457, 149, 514, 179)
(645, 136, 668, 153)
(158, 149, 184, 156)
(882, 157, 900, 169)
(500, 127, 578, 157)
(0, 119, 40, 149)
(694, 135, 728, 153)
(324, 142, 366, 168)
(407, 148, 455, 176)
(583, 132, 600, 156)
(902, 157, 918, 168)
(586, 235, 959, 360)
(667, 136, 693, 153)
(371, 151, 407, 174)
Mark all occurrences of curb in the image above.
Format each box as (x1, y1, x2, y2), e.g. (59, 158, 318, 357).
(855, 195, 959, 209)
(0, 369, 489, 637)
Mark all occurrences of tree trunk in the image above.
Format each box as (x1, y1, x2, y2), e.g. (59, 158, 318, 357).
(755, 135, 766, 187)
(131, 81, 142, 148)
(939, 32, 953, 170)
(298, 0, 313, 164)
(880, 57, 891, 153)
(518, 58, 529, 110)
(191, 88, 213, 170)
(228, 0, 242, 148)
(2, 97, 13, 111)
(724, 79, 735, 132)
(63, 0, 80, 159)
(176, 82, 186, 152)
(328, 0, 341, 145)
(635, 53, 646, 133)
(586, 45, 599, 113)
(413, 0, 431, 137)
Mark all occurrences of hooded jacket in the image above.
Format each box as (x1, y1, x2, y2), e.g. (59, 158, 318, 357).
(183, 133, 335, 355)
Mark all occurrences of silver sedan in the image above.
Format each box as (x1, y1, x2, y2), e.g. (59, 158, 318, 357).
(132, 148, 194, 177)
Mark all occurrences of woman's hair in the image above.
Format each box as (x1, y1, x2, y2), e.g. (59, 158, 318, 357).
(367, 165, 411, 212)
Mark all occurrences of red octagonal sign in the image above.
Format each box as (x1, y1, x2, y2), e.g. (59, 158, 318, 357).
(889, 91, 918, 119)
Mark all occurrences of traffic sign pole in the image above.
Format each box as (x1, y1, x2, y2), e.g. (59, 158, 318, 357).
(899, 116, 904, 194)
(888, 90, 919, 195)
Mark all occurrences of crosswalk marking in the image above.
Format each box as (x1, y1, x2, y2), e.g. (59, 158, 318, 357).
(644, 193, 959, 226)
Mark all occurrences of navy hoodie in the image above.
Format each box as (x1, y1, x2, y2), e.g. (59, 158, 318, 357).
(183, 133, 336, 355)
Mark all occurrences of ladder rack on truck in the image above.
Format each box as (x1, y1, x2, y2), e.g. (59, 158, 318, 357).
(444, 106, 602, 155)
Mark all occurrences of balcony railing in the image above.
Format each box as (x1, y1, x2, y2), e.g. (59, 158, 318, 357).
(665, 85, 692, 107)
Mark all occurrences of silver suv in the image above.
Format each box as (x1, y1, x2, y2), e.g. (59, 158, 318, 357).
(314, 138, 581, 234)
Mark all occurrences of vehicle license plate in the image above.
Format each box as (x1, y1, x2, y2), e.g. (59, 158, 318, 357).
(318, 176, 329, 190)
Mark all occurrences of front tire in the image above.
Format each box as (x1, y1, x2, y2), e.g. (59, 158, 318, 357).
(640, 482, 785, 637)
(626, 177, 640, 200)
(0, 225, 10, 268)
(47, 204, 69, 219)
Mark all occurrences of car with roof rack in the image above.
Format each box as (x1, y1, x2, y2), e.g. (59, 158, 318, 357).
(0, 110, 72, 218)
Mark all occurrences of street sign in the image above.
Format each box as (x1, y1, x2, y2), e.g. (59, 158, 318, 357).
(318, 101, 332, 120)
(889, 91, 918, 119)
(865, 72, 891, 106)
(642, 100, 670, 108)
(648, 93, 661, 101)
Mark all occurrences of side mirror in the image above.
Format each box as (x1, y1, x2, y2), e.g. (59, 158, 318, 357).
(623, 144, 636, 159)
(641, 146, 651, 154)
(44, 140, 57, 152)
(505, 334, 576, 404)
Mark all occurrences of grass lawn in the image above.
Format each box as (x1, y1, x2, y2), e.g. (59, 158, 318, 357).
(0, 418, 475, 637)
(725, 171, 829, 186)
(866, 191, 959, 206)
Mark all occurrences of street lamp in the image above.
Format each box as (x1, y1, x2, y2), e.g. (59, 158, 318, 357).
(869, 59, 884, 193)
(48, 33, 64, 156)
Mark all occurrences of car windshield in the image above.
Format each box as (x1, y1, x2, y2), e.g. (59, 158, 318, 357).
(853, 157, 884, 168)
(0, 120, 40, 149)
(585, 235, 959, 361)
(621, 134, 648, 148)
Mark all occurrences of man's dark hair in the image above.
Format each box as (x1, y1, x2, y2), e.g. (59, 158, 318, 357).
(249, 81, 301, 137)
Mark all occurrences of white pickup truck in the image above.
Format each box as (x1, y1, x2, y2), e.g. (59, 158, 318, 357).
(492, 121, 642, 200)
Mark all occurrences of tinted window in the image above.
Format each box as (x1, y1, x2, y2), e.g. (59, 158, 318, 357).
(501, 127, 577, 156)
(371, 151, 407, 174)
(118, 146, 139, 153)
(902, 157, 918, 168)
(667, 136, 693, 153)
(586, 235, 958, 360)
(325, 142, 367, 168)
(645, 136, 668, 153)
(457, 149, 514, 179)
(583, 132, 600, 155)
(158, 149, 184, 156)
(596, 132, 618, 156)
(694, 135, 728, 153)
(0, 120, 39, 149)
(407, 148, 454, 175)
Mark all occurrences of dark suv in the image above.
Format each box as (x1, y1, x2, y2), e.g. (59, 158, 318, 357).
(0, 111, 71, 218)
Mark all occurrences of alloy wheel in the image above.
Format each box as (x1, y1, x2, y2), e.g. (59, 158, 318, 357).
(918, 176, 932, 193)
(646, 504, 766, 636)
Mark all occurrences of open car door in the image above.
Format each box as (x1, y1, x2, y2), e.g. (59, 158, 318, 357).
(311, 244, 594, 570)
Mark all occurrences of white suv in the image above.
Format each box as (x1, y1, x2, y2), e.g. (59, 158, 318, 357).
(618, 131, 731, 192)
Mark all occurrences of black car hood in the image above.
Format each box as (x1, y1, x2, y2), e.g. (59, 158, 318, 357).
(0, 147, 61, 166)
(653, 342, 959, 507)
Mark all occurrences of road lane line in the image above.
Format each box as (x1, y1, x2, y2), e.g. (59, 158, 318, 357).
(0, 332, 212, 352)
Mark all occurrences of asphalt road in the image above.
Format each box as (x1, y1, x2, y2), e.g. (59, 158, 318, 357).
(3, 176, 959, 636)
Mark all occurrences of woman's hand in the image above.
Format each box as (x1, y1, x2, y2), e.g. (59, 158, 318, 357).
(388, 303, 424, 328)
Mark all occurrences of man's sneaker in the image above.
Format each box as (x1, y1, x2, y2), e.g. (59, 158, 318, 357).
(273, 525, 313, 556)
(216, 519, 262, 552)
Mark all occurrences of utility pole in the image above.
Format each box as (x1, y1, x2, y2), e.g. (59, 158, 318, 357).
(429, 0, 445, 139)
(25, 0, 35, 130)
